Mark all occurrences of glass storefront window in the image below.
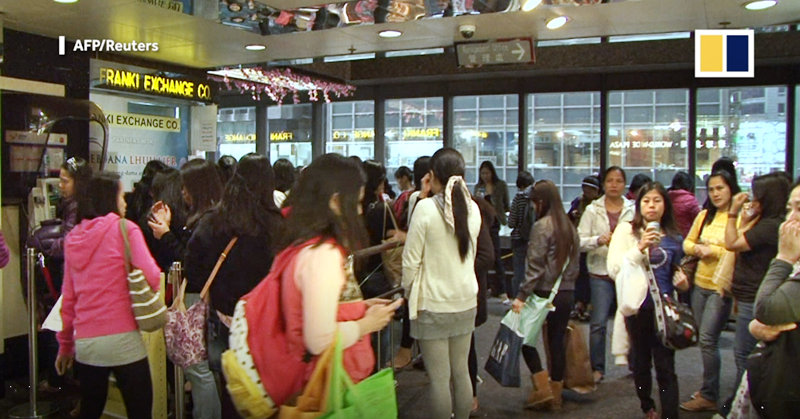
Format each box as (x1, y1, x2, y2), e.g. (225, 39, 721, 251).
(454, 95, 519, 195)
(385, 98, 444, 176)
(217, 107, 256, 160)
(696, 86, 787, 202)
(268, 104, 312, 168)
(796, 86, 800, 181)
(608, 89, 689, 191)
(529, 92, 601, 205)
(326, 101, 375, 160)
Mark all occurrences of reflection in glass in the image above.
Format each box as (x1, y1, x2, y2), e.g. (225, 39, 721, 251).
(268, 104, 313, 167)
(530, 92, 601, 206)
(217, 107, 256, 160)
(696, 86, 787, 201)
(326, 100, 375, 160)
(385, 98, 443, 174)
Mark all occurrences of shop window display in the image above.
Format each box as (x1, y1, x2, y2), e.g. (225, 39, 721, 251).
(453, 94, 519, 194)
(529, 92, 601, 206)
(268, 104, 313, 168)
(326, 101, 375, 160)
(217, 107, 256, 160)
(607, 89, 689, 190)
(696, 86, 787, 202)
(385, 98, 443, 175)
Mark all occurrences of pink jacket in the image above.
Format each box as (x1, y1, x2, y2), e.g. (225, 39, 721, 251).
(58, 213, 161, 356)
(668, 189, 701, 238)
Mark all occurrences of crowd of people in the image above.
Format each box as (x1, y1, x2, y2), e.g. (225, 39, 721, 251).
(27, 148, 800, 419)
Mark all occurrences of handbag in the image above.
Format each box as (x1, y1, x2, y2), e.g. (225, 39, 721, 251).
(644, 249, 698, 350)
(747, 328, 800, 419)
(120, 218, 167, 333)
(519, 258, 570, 347)
(381, 202, 403, 287)
(679, 212, 708, 284)
(165, 237, 237, 369)
(484, 311, 523, 387)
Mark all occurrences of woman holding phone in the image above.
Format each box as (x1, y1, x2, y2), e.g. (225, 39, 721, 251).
(607, 182, 687, 419)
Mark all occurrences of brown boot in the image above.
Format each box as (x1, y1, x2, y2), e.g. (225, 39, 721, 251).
(550, 381, 564, 410)
(525, 371, 554, 410)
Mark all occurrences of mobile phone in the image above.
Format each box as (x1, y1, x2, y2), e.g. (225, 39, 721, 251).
(375, 287, 404, 301)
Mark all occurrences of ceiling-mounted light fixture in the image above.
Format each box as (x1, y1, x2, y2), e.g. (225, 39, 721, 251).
(522, 0, 542, 12)
(53, 0, 79, 3)
(228, 1, 243, 12)
(245, 44, 266, 51)
(231, 16, 246, 23)
(744, 0, 778, 10)
(546, 16, 569, 29)
(379, 30, 403, 38)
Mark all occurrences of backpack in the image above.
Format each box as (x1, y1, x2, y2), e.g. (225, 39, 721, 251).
(222, 240, 319, 419)
(519, 190, 536, 242)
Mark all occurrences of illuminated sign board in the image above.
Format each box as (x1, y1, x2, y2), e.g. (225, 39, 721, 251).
(106, 112, 181, 132)
(270, 132, 294, 142)
(403, 128, 441, 139)
(224, 133, 257, 143)
(332, 130, 375, 140)
(98, 67, 213, 102)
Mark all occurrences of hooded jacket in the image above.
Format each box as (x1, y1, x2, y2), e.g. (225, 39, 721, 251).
(57, 213, 161, 356)
(577, 195, 635, 277)
(668, 189, 701, 238)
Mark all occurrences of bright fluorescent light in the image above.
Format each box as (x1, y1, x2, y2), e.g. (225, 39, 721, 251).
(744, 1, 778, 10)
(245, 44, 266, 51)
(522, 0, 542, 12)
(54, 0, 79, 3)
(379, 30, 403, 38)
(546, 16, 569, 30)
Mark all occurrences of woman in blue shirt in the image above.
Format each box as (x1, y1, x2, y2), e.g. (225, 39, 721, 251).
(608, 182, 688, 419)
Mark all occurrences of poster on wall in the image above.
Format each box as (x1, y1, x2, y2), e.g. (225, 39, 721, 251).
(191, 104, 218, 152)
(91, 93, 190, 190)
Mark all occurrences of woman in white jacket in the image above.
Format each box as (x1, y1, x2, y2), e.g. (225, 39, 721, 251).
(577, 166, 635, 382)
(402, 147, 482, 419)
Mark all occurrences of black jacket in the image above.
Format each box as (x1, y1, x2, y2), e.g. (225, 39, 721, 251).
(185, 214, 277, 316)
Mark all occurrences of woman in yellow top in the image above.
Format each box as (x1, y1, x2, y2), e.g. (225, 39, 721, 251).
(679, 169, 740, 412)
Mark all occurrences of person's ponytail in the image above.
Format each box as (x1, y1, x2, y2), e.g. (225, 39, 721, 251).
(452, 178, 470, 261)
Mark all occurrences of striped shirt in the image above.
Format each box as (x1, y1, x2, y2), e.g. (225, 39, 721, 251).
(508, 186, 532, 241)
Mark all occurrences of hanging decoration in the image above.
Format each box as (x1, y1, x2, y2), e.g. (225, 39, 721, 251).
(207, 67, 356, 104)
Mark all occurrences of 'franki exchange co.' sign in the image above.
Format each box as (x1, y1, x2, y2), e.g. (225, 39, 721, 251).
(98, 67, 213, 102)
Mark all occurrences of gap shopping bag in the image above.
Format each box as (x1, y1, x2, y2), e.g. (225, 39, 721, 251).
(484, 311, 523, 387)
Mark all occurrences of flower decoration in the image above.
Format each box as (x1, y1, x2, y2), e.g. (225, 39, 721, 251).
(207, 67, 356, 105)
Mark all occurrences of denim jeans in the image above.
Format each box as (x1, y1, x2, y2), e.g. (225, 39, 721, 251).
(185, 361, 222, 419)
(721, 300, 758, 416)
(511, 239, 528, 299)
(691, 286, 733, 402)
(590, 276, 616, 374)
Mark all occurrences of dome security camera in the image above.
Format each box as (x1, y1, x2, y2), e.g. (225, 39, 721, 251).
(459, 24, 476, 39)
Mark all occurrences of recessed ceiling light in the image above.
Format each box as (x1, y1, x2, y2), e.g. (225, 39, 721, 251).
(54, 0, 79, 3)
(379, 30, 403, 38)
(231, 17, 245, 23)
(522, 0, 542, 12)
(546, 16, 569, 30)
(744, 0, 778, 10)
(245, 44, 266, 51)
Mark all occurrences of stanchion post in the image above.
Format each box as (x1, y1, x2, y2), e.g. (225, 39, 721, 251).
(170, 262, 186, 419)
(9, 249, 56, 418)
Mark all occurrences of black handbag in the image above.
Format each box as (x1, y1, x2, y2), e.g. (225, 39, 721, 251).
(644, 250, 698, 350)
(747, 328, 800, 419)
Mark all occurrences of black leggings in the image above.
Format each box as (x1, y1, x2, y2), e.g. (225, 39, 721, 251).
(522, 291, 573, 382)
(401, 299, 414, 349)
(468, 333, 478, 397)
(77, 358, 152, 419)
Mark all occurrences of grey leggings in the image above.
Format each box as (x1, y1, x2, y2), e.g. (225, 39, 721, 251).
(418, 333, 473, 419)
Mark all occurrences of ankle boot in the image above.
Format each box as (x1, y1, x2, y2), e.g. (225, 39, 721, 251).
(525, 371, 554, 410)
(550, 381, 564, 410)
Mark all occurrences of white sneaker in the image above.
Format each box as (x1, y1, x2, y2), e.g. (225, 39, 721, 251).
(502, 299, 512, 306)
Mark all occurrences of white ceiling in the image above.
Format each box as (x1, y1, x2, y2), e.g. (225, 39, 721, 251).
(1, 0, 799, 69)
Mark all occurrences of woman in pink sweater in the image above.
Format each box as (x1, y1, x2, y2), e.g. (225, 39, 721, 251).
(56, 172, 161, 419)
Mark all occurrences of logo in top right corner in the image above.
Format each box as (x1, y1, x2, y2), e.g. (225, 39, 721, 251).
(695, 29, 754, 78)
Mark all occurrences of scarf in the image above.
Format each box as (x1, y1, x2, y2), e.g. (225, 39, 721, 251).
(432, 175, 473, 232)
(713, 214, 759, 295)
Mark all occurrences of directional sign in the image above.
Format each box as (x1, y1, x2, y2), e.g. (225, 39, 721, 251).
(455, 38, 535, 67)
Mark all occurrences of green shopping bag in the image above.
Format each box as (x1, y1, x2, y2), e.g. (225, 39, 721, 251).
(322, 336, 398, 419)
(519, 258, 570, 347)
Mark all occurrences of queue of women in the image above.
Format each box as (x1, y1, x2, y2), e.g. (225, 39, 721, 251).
(33, 147, 800, 419)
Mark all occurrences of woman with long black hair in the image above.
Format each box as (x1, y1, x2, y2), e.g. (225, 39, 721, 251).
(403, 148, 481, 419)
(511, 180, 580, 411)
(474, 160, 510, 302)
(608, 182, 688, 419)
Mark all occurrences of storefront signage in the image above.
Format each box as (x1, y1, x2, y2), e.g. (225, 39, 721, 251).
(138, 0, 184, 12)
(332, 130, 374, 140)
(5, 131, 68, 146)
(403, 128, 441, 139)
(106, 112, 181, 132)
(456, 38, 535, 67)
(609, 140, 729, 149)
(224, 133, 257, 143)
(270, 131, 294, 142)
(98, 67, 213, 102)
